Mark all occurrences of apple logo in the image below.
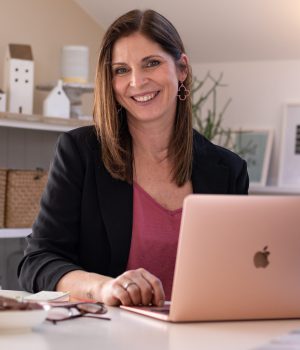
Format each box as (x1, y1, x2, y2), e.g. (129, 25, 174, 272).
(253, 246, 270, 268)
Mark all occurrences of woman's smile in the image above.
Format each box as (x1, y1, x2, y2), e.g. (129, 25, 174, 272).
(131, 91, 160, 104)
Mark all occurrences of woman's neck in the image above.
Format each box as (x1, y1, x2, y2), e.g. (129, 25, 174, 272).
(128, 118, 173, 163)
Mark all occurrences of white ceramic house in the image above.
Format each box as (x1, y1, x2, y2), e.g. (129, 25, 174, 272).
(0, 90, 6, 112)
(3, 44, 34, 114)
(43, 80, 70, 118)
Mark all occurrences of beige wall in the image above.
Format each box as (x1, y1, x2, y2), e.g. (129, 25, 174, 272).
(0, 0, 104, 115)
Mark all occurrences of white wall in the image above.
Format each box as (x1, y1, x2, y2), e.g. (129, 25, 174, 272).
(192, 60, 300, 185)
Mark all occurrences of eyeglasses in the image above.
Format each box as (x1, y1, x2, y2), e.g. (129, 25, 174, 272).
(46, 302, 110, 323)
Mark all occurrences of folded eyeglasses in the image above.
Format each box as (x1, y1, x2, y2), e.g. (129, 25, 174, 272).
(46, 302, 110, 323)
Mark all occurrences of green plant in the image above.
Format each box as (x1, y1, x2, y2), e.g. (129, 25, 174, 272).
(191, 72, 256, 158)
(191, 72, 233, 148)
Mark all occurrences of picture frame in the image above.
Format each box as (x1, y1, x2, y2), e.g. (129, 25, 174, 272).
(278, 103, 300, 187)
(233, 129, 273, 186)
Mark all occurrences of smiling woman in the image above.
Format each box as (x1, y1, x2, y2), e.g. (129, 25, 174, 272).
(94, 9, 193, 188)
(18, 9, 248, 307)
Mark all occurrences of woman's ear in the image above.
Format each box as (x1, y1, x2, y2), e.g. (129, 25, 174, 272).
(177, 53, 189, 82)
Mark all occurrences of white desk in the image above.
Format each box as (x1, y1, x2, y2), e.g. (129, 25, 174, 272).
(1, 305, 300, 350)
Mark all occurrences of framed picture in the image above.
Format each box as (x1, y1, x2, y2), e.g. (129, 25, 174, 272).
(279, 103, 300, 187)
(233, 129, 273, 186)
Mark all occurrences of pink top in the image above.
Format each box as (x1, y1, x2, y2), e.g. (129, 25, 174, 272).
(126, 182, 182, 300)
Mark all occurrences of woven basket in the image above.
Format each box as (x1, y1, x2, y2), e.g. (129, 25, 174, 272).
(5, 169, 48, 228)
(0, 169, 7, 228)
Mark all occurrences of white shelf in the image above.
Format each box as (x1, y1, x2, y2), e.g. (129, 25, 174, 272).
(0, 228, 31, 238)
(0, 112, 91, 132)
(249, 185, 300, 195)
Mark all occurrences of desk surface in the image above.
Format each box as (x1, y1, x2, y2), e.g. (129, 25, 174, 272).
(0, 304, 300, 350)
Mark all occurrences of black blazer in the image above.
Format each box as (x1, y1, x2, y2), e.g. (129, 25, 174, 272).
(18, 126, 249, 292)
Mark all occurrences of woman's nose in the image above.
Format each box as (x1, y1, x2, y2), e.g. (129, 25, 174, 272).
(129, 69, 147, 88)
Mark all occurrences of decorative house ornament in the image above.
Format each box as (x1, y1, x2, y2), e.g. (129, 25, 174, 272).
(43, 80, 70, 119)
(3, 44, 34, 114)
(37, 82, 93, 119)
(0, 89, 6, 112)
(61, 46, 89, 84)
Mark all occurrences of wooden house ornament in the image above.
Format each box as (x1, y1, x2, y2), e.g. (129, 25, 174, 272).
(0, 89, 6, 112)
(43, 80, 70, 119)
(3, 44, 34, 114)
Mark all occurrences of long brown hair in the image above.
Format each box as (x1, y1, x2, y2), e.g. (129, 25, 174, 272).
(93, 9, 193, 186)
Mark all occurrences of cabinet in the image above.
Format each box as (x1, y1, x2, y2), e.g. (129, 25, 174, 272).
(0, 111, 91, 288)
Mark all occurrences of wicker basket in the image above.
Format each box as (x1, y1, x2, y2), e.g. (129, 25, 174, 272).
(5, 169, 48, 228)
(0, 169, 7, 228)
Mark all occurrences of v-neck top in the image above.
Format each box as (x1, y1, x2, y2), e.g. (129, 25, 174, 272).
(126, 182, 182, 300)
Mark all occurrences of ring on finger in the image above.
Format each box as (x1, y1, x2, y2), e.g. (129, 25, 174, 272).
(123, 281, 137, 291)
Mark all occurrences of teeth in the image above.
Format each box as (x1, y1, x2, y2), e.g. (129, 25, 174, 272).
(133, 92, 157, 102)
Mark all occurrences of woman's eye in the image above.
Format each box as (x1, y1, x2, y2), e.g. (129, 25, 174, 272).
(114, 67, 128, 75)
(146, 60, 160, 68)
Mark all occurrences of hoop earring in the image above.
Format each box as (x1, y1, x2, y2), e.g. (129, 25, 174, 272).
(177, 81, 190, 101)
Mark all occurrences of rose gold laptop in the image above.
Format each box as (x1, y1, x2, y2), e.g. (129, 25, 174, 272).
(121, 195, 300, 322)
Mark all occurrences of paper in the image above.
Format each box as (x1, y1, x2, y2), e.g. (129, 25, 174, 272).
(24, 291, 70, 302)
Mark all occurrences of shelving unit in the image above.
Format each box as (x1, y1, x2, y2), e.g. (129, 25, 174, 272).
(0, 112, 93, 289)
(0, 112, 93, 238)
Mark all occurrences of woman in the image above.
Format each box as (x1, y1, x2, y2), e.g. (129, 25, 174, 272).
(18, 9, 248, 307)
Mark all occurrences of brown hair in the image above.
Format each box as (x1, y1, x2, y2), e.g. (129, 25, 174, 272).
(93, 9, 193, 186)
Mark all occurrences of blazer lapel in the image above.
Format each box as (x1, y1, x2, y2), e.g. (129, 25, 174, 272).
(192, 133, 230, 194)
(192, 160, 229, 194)
(94, 149, 133, 277)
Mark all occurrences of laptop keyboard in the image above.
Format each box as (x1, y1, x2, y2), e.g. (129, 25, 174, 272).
(149, 305, 170, 315)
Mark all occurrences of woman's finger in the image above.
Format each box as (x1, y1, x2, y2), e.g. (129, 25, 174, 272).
(139, 269, 165, 306)
(128, 276, 153, 305)
(123, 282, 142, 305)
(112, 284, 133, 306)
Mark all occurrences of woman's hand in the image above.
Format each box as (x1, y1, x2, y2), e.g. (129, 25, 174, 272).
(97, 268, 165, 307)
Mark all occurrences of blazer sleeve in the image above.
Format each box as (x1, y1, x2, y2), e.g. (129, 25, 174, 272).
(18, 132, 86, 292)
(235, 159, 249, 194)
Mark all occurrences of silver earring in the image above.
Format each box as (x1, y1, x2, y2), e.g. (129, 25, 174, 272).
(177, 81, 190, 101)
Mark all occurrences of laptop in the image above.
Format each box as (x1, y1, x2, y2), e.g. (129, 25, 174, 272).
(121, 195, 300, 322)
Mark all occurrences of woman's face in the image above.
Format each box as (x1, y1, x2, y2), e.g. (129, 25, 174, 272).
(111, 32, 187, 126)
